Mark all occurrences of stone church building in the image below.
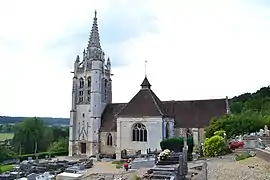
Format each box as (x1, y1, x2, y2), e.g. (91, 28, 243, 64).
(68, 11, 230, 159)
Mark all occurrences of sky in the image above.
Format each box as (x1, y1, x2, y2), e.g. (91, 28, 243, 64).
(0, 0, 270, 118)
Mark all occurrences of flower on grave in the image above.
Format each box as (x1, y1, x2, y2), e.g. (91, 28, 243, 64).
(158, 149, 171, 161)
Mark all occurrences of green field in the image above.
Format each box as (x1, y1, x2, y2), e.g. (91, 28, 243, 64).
(0, 133, 14, 141)
(0, 165, 14, 172)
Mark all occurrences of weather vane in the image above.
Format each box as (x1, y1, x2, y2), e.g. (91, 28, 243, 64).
(145, 60, 148, 77)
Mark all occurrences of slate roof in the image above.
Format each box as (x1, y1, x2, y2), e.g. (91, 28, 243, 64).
(99, 77, 228, 131)
(100, 103, 126, 131)
(116, 77, 164, 117)
(163, 99, 227, 128)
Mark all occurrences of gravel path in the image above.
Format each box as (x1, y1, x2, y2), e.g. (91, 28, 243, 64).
(207, 156, 270, 180)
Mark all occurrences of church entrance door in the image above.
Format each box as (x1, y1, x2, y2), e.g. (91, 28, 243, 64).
(81, 143, 86, 154)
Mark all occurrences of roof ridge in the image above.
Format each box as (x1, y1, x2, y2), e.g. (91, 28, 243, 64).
(115, 103, 128, 116)
(148, 89, 163, 116)
(162, 98, 226, 103)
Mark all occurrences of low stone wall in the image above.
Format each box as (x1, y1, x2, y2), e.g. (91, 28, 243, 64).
(243, 139, 259, 149)
(255, 148, 270, 162)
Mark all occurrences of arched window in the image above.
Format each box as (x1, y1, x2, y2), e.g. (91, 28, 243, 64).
(87, 76, 91, 88)
(79, 78, 84, 88)
(165, 122, 170, 139)
(107, 133, 113, 146)
(132, 123, 147, 142)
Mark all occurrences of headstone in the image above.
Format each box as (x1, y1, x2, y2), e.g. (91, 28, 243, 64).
(259, 129, 264, 136)
(179, 154, 184, 179)
(258, 138, 266, 149)
(199, 143, 204, 157)
(182, 145, 188, 175)
(264, 125, 269, 136)
(238, 135, 243, 141)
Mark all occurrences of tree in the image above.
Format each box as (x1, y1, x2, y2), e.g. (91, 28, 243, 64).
(51, 126, 69, 142)
(205, 86, 270, 139)
(12, 117, 53, 154)
(47, 138, 68, 152)
(0, 145, 10, 162)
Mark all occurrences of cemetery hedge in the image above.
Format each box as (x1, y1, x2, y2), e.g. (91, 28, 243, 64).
(1, 150, 68, 162)
(16, 150, 68, 161)
(160, 137, 194, 153)
(160, 137, 194, 161)
(0, 164, 14, 173)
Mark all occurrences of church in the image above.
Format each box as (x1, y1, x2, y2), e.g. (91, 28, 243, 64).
(68, 11, 229, 159)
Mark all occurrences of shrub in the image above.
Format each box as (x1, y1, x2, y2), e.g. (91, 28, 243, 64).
(160, 137, 194, 161)
(47, 138, 68, 152)
(160, 137, 194, 153)
(112, 160, 125, 165)
(115, 164, 122, 169)
(214, 130, 226, 138)
(203, 135, 228, 157)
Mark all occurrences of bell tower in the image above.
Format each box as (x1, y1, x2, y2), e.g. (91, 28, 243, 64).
(69, 11, 112, 156)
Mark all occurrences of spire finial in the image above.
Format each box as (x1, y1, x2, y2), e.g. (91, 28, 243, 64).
(144, 60, 148, 77)
(87, 10, 101, 49)
(75, 55, 80, 63)
(107, 57, 111, 64)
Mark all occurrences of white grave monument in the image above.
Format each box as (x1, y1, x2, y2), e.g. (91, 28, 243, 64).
(264, 125, 269, 136)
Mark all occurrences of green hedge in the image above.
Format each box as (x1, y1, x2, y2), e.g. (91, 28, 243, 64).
(160, 137, 194, 154)
(16, 151, 68, 161)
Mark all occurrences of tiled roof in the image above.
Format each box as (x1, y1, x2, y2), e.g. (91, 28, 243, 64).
(99, 77, 227, 131)
(117, 77, 164, 117)
(163, 99, 227, 128)
(100, 98, 226, 131)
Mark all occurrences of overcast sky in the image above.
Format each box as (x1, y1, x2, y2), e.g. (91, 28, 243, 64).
(0, 0, 269, 118)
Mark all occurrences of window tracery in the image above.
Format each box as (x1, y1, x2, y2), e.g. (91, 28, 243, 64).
(132, 123, 147, 142)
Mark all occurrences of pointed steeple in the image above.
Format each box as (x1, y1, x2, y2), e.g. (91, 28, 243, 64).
(107, 57, 111, 65)
(87, 10, 101, 49)
(141, 76, 151, 89)
(75, 55, 80, 63)
(82, 49, 86, 60)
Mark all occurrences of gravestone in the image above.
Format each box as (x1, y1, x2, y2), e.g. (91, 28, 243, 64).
(259, 129, 264, 136)
(202, 161, 208, 180)
(264, 125, 269, 136)
(151, 151, 188, 179)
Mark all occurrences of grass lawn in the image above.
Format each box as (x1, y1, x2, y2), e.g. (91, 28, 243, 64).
(0, 165, 14, 172)
(0, 133, 14, 141)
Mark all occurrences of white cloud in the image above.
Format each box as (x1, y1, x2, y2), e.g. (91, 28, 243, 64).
(0, 0, 270, 117)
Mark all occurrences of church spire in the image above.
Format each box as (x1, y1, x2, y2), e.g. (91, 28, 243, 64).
(87, 10, 101, 49)
(141, 77, 151, 89)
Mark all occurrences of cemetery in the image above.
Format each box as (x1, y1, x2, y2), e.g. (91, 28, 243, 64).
(0, 156, 93, 180)
(0, 126, 270, 180)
